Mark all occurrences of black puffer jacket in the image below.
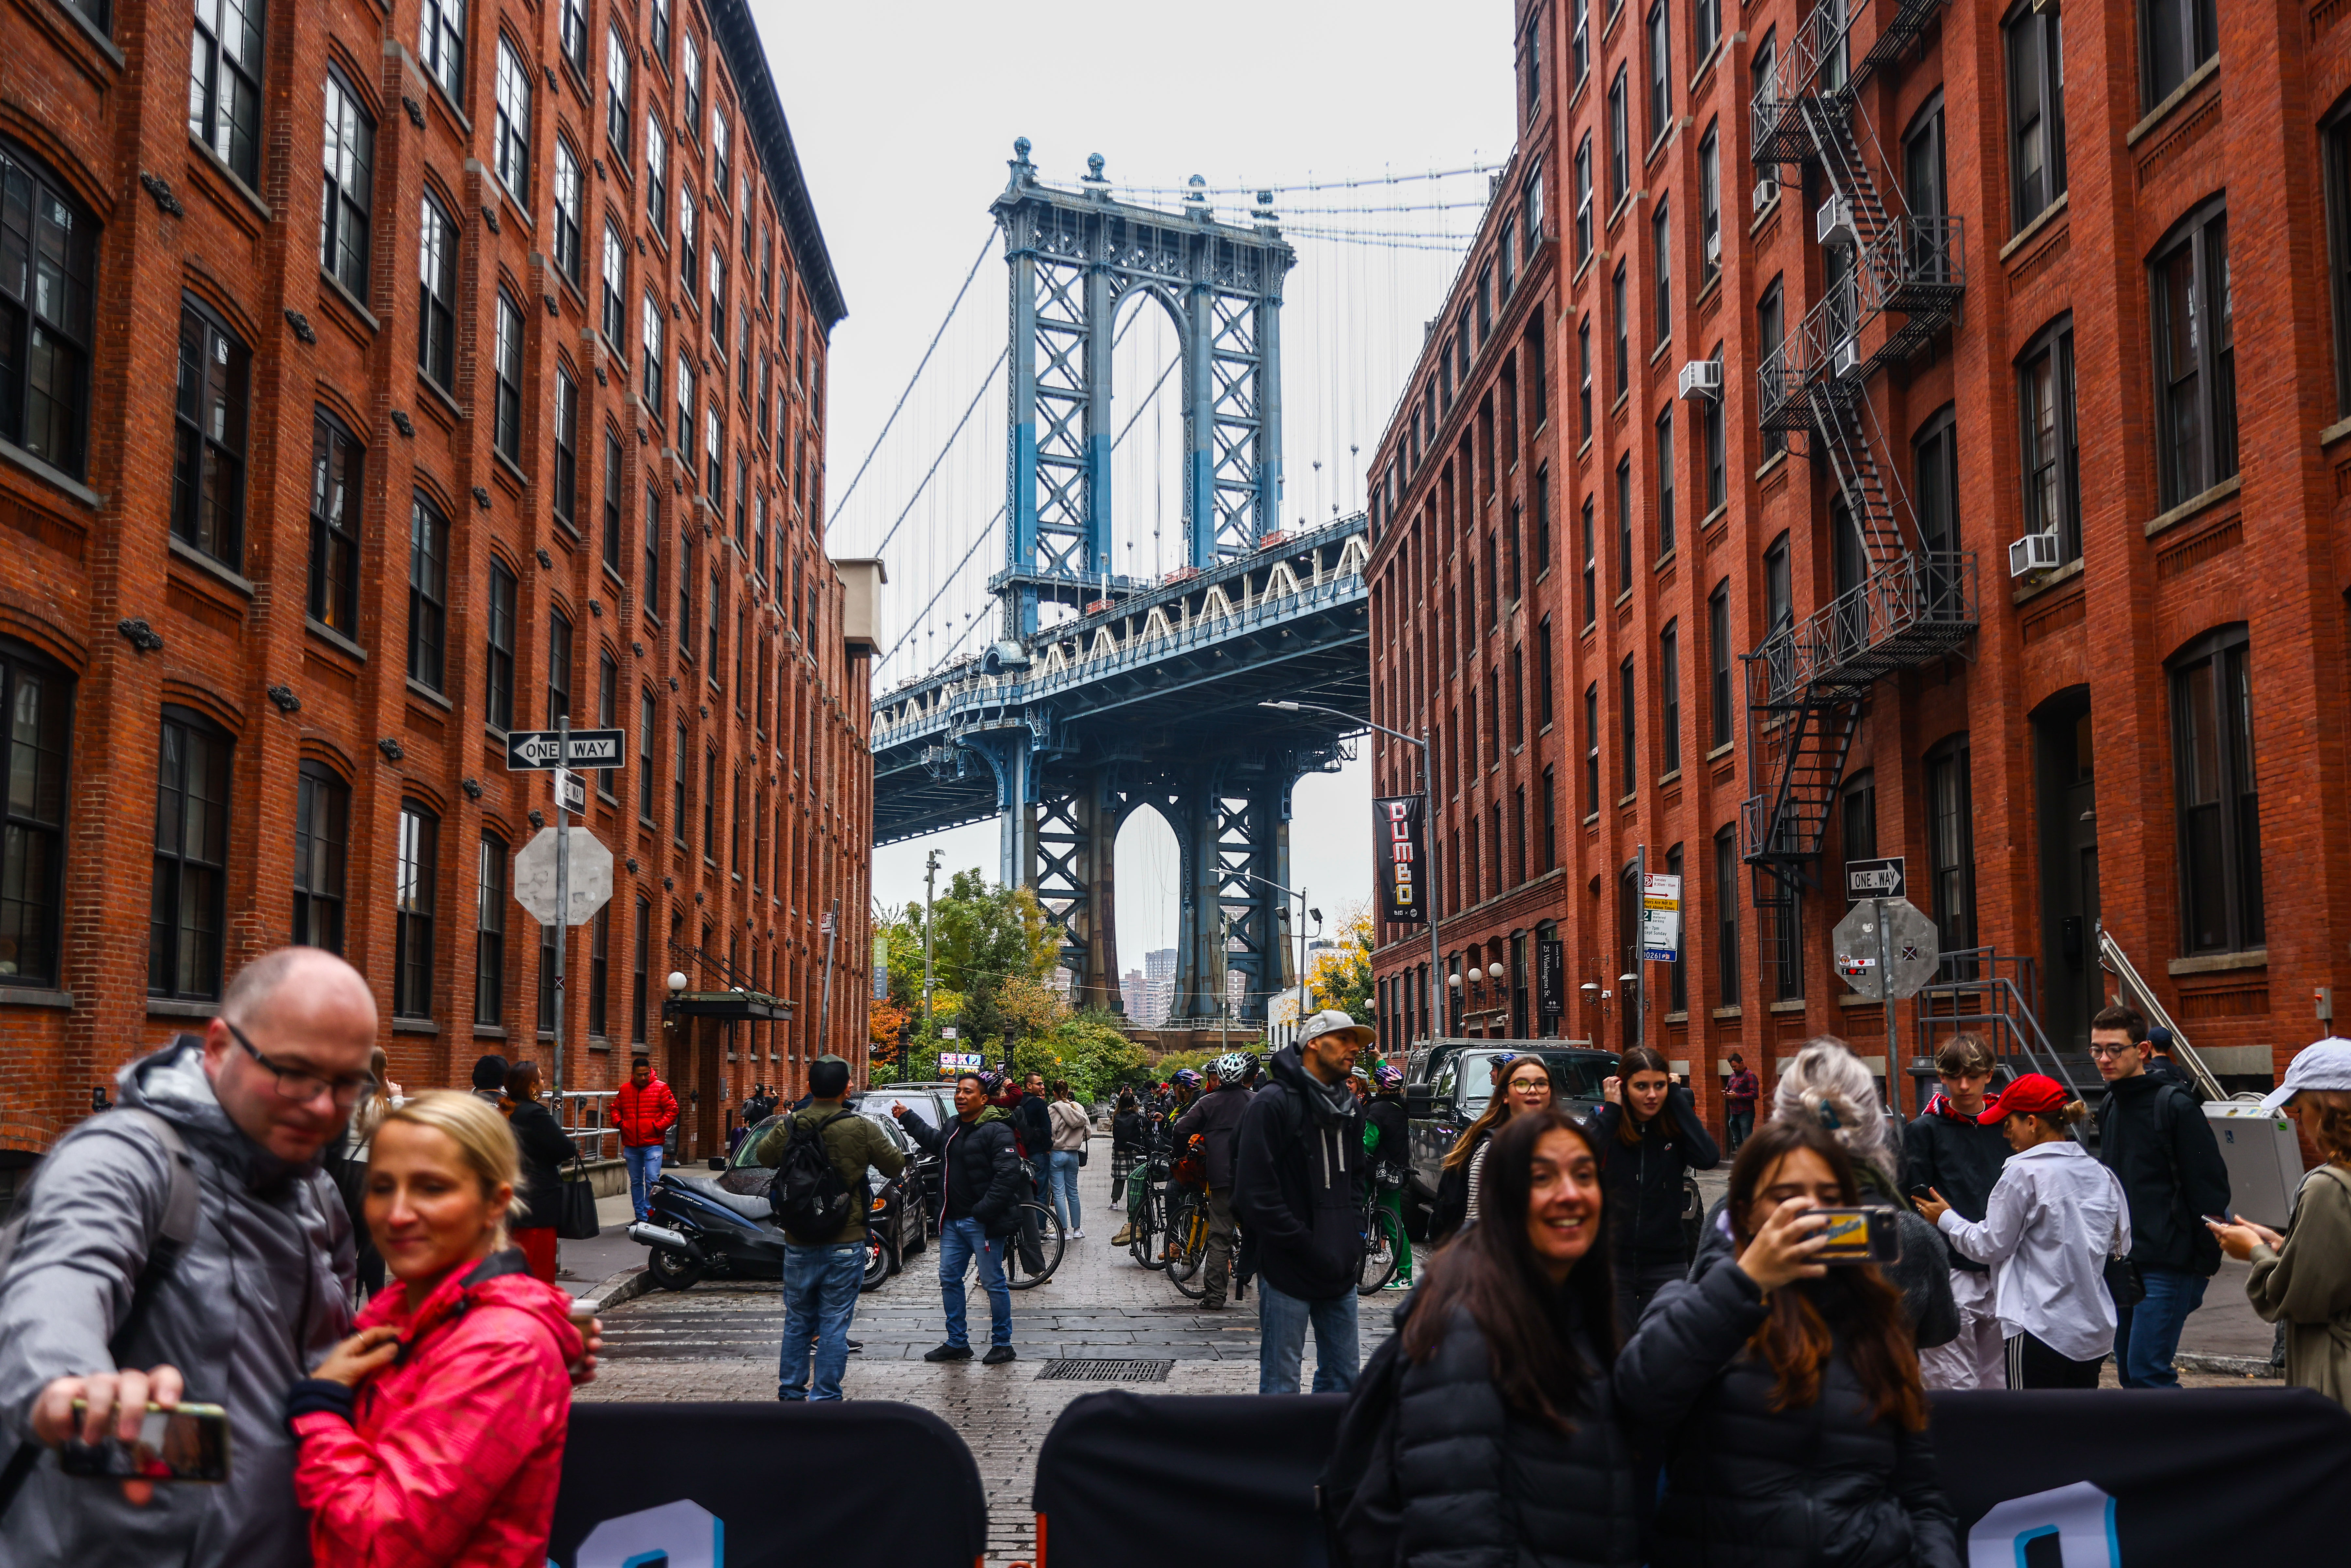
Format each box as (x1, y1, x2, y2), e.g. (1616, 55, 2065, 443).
(1901, 1101, 2009, 1274)
(506, 1096, 577, 1229)
(1235, 1043, 1365, 1301)
(1365, 1094, 1409, 1174)
(1615, 1244, 1962, 1568)
(1384, 1298, 1640, 1568)
(1112, 1108, 1148, 1153)
(2097, 1071, 2230, 1275)
(897, 1108, 1025, 1237)
(1589, 1088, 1719, 1265)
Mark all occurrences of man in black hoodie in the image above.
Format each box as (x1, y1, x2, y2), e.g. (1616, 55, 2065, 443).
(1903, 1034, 2012, 1389)
(1234, 1010, 1372, 1393)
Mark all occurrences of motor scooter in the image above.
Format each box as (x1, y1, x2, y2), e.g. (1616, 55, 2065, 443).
(627, 1169, 906, 1291)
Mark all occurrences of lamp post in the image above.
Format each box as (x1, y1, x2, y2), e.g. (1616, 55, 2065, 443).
(1245, 869, 1320, 1041)
(1261, 700, 1445, 1053)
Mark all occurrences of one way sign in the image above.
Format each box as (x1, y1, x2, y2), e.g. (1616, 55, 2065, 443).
(505, 728, 627, 770)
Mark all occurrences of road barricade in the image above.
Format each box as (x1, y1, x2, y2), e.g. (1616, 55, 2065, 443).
(549, 1400, 989, 1567)
(1032, 1386, 2351, 1567)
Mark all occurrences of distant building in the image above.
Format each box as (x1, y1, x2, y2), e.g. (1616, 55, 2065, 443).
(1120, 968, 1149, 1021)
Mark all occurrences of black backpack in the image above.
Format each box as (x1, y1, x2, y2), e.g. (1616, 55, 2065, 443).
(769, 1109, 859, 1242)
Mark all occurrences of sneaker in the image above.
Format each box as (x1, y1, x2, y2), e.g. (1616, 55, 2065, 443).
(1383, 1278, 1414, 1291)
(1199, 1298, 1227, 1310)
(846, 1338, 864, 1352)
(1070, 1230, 1084, 1240)
(1110, 1226, 1134, 1246)
(923, 1343, 974, 1363)
(980, 1344, 1018, 1365)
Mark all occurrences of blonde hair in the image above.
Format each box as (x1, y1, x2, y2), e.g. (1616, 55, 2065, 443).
(1772, 1038, 1896, 1189)
(377, 1090, 527, 1237)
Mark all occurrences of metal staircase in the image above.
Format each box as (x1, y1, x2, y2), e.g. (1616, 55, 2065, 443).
(1741, 0, 1974, 934)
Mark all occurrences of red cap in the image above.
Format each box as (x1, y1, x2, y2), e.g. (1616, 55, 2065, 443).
(1977, 1072, 2068, 1125)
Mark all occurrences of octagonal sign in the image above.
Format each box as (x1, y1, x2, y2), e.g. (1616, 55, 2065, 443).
(513, 825, 613, 927)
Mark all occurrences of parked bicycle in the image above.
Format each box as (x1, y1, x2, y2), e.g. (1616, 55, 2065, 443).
(1357, 1167, 1408, 1295)
(1126, 1151, 1172, 1271)
(1005, 1197, 1067, 1289)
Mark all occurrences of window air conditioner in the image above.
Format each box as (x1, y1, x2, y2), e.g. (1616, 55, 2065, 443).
(2008, 531, 2061, 578)
(1753, 179, 1781, 214)
(1830, 336, 1860, 376)
(1705, 228, 1722, 266)
(1677, 359, 1723, 401)
(1816, 195, 1857, 248)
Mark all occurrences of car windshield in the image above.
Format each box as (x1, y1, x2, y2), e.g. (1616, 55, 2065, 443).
(1458, 1051, 1615, 1111)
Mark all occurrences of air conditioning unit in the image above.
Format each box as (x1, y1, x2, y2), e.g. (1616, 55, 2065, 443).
(1677, 359, 1723, 401)
(1816, 195, 1858, 248)
(1753, 179, 1781, 214)
(1705, 228, 1722, 266)
(1830, 336, 1860, 376)
(2008, 531, 2061, 578)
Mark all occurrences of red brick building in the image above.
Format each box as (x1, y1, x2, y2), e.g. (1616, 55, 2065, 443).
(1367, 0, 2338, 1130)
(0, 0, 876, 1172)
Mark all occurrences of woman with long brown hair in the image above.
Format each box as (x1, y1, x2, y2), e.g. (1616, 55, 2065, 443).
(1589, 1043, 1718, 1332)
(1323, 1106, 1638, 1568)
(1616, 1118, 1961, 1568)
(1430, 1054, 1554, 1243)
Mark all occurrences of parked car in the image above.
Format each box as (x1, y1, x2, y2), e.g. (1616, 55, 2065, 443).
(1399, 1039, 1619, 1235)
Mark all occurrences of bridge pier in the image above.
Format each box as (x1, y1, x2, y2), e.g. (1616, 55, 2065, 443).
(1037, 768, 1122, 1014)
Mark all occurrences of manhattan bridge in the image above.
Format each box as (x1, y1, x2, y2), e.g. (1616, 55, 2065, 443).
(832, 141, 1498, 1026)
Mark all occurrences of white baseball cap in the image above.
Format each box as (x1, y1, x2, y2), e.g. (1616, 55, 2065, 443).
(1298, 1009, 1374, 1048)
(2259, 1038, 2351, 1112)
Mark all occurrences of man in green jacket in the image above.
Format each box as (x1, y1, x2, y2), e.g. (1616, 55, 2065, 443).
(757, 1054, 904, 1400)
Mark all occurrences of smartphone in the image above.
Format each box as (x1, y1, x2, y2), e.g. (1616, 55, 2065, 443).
(1906, 1187, 1934, 1204)
(58, 1402, 230, 1482)
(2202, 1213, 2234, 1227)
(1809, 1207, 1902, 1265)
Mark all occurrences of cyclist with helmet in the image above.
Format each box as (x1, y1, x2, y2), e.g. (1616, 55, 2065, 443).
(1173, 1052, 1255, 1308)
(1364, 1063, 1415, 1290)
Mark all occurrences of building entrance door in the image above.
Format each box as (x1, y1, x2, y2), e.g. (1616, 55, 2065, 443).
(2034, 690, 2100, 1050)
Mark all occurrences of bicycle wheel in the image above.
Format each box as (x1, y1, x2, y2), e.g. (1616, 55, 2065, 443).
(1128, 1187, 1167, 1270)
(1005, 1200, 1066, 1290)
(1166, 1196, 1209, 1299)
(1357, 1204, 1404, 1295)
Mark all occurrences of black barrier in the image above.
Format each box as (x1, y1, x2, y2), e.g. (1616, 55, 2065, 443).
(1032, 1387, 2351, 1567)
(549, 1401, 988, 1567)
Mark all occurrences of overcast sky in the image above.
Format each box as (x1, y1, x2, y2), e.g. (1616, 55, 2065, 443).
(762, 0, 1517, 961)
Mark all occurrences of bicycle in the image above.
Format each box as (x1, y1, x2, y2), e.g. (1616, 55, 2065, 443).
(1004, 1198, 1066, 1290)
(1356, 1168, 1409, 1295)
(1163, 1186, 1212, 1298)
(1126, 1153, 1171, 1271)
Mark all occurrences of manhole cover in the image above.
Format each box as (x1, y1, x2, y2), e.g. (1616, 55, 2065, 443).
(1035, 1358, 1175, 1383)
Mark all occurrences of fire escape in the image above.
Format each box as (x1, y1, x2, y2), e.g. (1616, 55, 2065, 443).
(1741, 0, 1974, 961)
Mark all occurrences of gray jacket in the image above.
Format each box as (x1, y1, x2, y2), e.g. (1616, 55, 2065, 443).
(0, 1036, 354, 1568)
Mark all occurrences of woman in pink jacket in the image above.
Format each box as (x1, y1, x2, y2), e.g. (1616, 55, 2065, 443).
(287, 1091, 585, 1567)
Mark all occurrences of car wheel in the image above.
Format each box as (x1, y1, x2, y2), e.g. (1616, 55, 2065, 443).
(646, 1246, 704, 1291)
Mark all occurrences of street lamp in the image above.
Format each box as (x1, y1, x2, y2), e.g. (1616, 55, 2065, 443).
(1262, 698, 1445, 1052)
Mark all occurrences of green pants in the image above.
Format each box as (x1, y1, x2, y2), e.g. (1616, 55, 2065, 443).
(1379, 1187, 1413, 1282)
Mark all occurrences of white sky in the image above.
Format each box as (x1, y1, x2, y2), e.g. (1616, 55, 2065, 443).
(760, 0, 1517, 958)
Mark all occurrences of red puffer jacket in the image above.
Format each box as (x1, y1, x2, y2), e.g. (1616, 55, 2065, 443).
(291, 1250, 583, 1568)
(614, 1077, 679, 1148)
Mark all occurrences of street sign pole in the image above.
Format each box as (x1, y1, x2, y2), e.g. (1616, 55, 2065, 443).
(1876, 894, 1895, 1115)
(1635, 844, 1647, 1056)
(553, 713, 568, 1125)
(817, 898, 839, 1061)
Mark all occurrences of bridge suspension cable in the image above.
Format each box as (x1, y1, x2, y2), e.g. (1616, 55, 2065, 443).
(866, 347, 1007, 559)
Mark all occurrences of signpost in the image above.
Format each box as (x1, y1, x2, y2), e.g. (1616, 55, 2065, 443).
(1833, 883, 1939, 1116)
(1642, 872, 1683, 962)
(507, 718, 625, 1132)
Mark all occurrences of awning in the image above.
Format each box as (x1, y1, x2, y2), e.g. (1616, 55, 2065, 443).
(662, 990, 795, 1023)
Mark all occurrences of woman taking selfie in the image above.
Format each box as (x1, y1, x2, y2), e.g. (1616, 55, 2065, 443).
(1589, 1044, 1719, 1331)
(1324, 1106, 1638, 1568)
(1431, 1055, 1555, 1243)
(286, 1092, 585, 1566)
(1617, 1120, 1961, 1568)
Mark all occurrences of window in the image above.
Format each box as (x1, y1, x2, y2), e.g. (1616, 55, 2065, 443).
(1703, 345, 1725, 513)
(1695, 0, 1720, 63)
(1580, 496, 1596, 627)
(1904, 95, 1947, 220)
(493, 291, 523, 463)
(644, 119, 667, 238)
(1707, 579, 1732, 748)
(638, 687, 657, 823)
(307, 408, 362, 635)
(552, 365, 579, 528)
(1612, 263, 1629, 394)
(494, 37, 532, 203)
(1714, 824, 1739, 1004)
(1764, 532, 1791, 630)
(1540, 767, 1557, 872)
(704, 405, 723, 499)
(1615, 456, 1633, 591)
(702, 746, 716, 859)
(1619, 657, 1637, 797)
(320, 72, 373, 298)
(1758, 279, 1786, 457)
(1537, 615, 1555, 728)
(390, 801, 436, 1018)
(1533, 465, 1551, 571)
(642, 291, 664, 413)
(1656, 409, 1676, 557)
(2150, 203, 2235, 509)
(649, 0, 670, 63)
(709, 248, 726, 345)
(1583, 685, 1600, 816)
(1573, 0, 1589, 83)
(475, 834, 506, 1026)
(1925, 735, 1977, 961)
(417, 195, 456, 386)
(1574, 135, 1593, 260)
(537, 920, 557, 1032)
(602, 428, 623, 569)
(676, 352, 694, 453)
(2171, 626, 2263, 954)
(419, 0, 465, 101)
(1577, 315, 1593, 438)
(559, 0, 586, 75)
(485, 559, 516, 729)
(547, 610, 572, 726)
(1522, 15, 1542, 119)
(190, 0, 264, 184)
(643, 485, 661, 609)
(1699, 125, 1720, 281)
(631, 896, 650, 1041)
(1666, 843, 1686, 1012)
(1661, 620, 1681, 774)
(681, 32, 703, 135)
(589, 904, 610, 1037)
(150, 710, 230, 1001)
(668, 717, 689, 841)
(292, 763, 346, 952)
(596, 650, 617, 800)
(171, 298, 249, 570)
(2016, 323, 2078, 560)
(1526, 318, 1546, 427)
(1652, 204, 1671, 344)
(407, 490, 447, 689)
(1646, 1, 1670, 144)
(2142, 0, 2215, 108)
(2327, 106, 2351, 418)
(605, 26, 631, 156)
(2006, 3, 2067, 230)
(0, 644, 69, 987)
(713, 109, 731, 192)
(551, 140, 582, 286)
(1841, 768, 1878, 863)
(1607, 68, 1629, 207)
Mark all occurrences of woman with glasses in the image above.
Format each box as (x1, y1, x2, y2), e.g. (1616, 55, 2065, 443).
(1432, 1055, 1556, 1244)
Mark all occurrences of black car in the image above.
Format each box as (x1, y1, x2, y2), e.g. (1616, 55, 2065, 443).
(1400, 1038, 1619, 1232)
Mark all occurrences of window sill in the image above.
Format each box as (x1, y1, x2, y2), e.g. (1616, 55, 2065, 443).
(187, 134, 270, 221)
(494, 448, 530, 487)
(473, 1023, 509, 1038)
(1583, 813, 1600, 827)
(169, 534, 254, 596)
(1617, 792, 1636, 807)
(1664, 1010, 1688, 1024)
(1648, 336, 1672, 367)
(418, 372, 464, 422)
(1749, 191, 1781, 236)
(1687, 38, 1721, 94)
(1710, 1006, 1742, 1020)
(0, 986, 73, 1009)
(2144, 474, 2240, 540)
(421, 67, 472, 138)
(2126, 56, 2219, 148)
(44, 0, 122, 64)
(1607, 191, 1638, 234)
(147, 999, 216, 1019)
(406, 676, 453, 710)
(307, 617, 369, 662)
(318, 268, 381, 334)
(0, 436, 102, 508)
(393, 1017, 440, 1035)
(1753, 449, 1788, 483)
(2169, 948, 2266, 976)
(1659, 768, 1682, 786)
(1706, 740, 1734, 762)
(2011, 555, 2084, 607)
(1614, 586, 1633, 609)
(1768, 999, 1807, 1014)
(2322, 414, 2351, 450)
(1997, 191, 2069, 264)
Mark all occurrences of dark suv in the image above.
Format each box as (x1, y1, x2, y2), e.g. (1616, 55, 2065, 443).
(1399, 1039, 1618, 1230)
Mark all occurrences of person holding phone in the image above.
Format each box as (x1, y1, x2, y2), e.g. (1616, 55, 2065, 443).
(1903, 1035, 2013, 1390)
(1913, 1073, 2122, 1389)
(1590, 1044, 1720, 1333)
(285, 1091, 585, 1564)
(1617, 1119, 1961, 1568)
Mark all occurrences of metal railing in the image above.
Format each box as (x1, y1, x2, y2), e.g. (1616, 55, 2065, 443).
(552, 1088, 621, 1158)
(2097, 926, 2228, 1100)
(1745, 552, 1978, 707)
(1756, 215, 1965, 431)
(1911, 948, 2089, 1106)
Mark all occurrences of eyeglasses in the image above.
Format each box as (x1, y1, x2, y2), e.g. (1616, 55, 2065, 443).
(2086, 1042, 2141, 1060)
(225, 1021, 377, 1106)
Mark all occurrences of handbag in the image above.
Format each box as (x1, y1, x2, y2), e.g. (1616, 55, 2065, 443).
(1077, 1146, 1088, 1167)
(553, 1152, 600, 1241)
(2104, 1254, 2146, 1307)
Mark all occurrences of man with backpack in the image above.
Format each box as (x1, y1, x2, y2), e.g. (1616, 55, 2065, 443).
(894, 1073, 1025, 1364)
(0, 946, 374, 1568)
(2092, 1003, 2232, 1387)
(756, 1054, 903, 1401)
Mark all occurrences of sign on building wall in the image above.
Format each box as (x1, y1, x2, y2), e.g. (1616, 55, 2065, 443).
(1374, 795, 1426, 923)
(872, 934, 889, 1001)
(1537, 938, 1565, 1026)
(1641, 873, 1682, 963)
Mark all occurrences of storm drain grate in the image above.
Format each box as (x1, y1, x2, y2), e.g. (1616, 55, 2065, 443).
(1035, 1358, 1175, 1383)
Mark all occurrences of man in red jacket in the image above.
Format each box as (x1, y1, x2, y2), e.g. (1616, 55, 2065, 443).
(616, 1056, 679, 1220)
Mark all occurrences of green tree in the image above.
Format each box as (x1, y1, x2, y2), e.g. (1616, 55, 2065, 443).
(1308, 903, 1376, 1027)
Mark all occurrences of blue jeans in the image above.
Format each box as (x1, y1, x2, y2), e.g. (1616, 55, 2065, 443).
(937, 1217, 1012, 1348)
(623, 1144, 663, 1221)
(1257, 1278, 1359, 1394)
(1048, 1150, 1082, 1233)
(2116, 1264, 2208, 1388)
(1725, 1110, 1754, 1153)
(777, 1242, 866, 1401)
